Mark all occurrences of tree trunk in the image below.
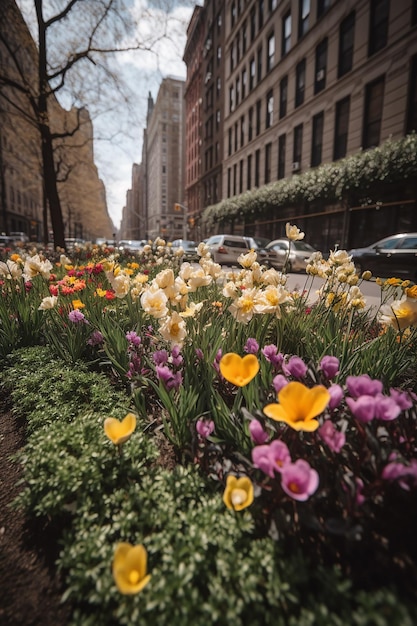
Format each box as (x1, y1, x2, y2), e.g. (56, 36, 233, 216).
(35, 0, 66, 250)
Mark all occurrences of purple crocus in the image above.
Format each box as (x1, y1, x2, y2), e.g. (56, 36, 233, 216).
(389, 388, 413, 411)
(269, 440, 291, 473)
(261, 345, 284, 370)
(328, 384, 344, 410)
(171, 345, 183, 367)
(195, 348, 204, 361)
(244, 338, 259, 354)
(87, 330, 104, 346)
(68, 309, 86, 323)
(125, 330, 141, 346)
(272, 374, 288, 393)
(283, 355, 307, 380)
(382, 458, 417, 491)
(319, 355, 340, 380)
(375, 395, 402, 421)
(249, 419, 269, 444)
(196, 418, 215, 438)
(318, 420, 345, 453)
(346, 375, 383, 399)
(153, 350, 169, 366)
(252, 444, 276, 478)
(156, 365, 182, 391)
(280, 459, 319, 501)
(346, 395, 377, 423)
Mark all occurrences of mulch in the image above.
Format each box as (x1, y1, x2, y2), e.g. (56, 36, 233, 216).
(0, 394, 72, 626)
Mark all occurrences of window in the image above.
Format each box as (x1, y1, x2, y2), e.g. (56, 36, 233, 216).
(217, 77, 221, 97)
(257, 45, 263, 83)
(406, 55, 417, 133)
(233, 164, 237, 195)
(242, 21, 247, 53)
(314, 38, 327, 94)
(265, 142, 272, 184)
(311, 111, 324, 167)
(266, 90, 274, 128)
(255, 149, 260, 186)
(279, 75, 288, 118)
(278, 134, 286, 179)
(293, 124, 303, 167)
(269, 0, 277, 12)
(247, 154, 252, 189)
(267, 32, 275, 72)
(227, 167, 231, 196)
(239, 159, 244, 193)
(282, 12, 291, 56)
(295, 59, 306, 108)
(333, 96, 350, 159)
(317, 0, 330, 18)
(250, 57, 256, 90)
(229, 85, 234, 113)
(250, 7, 256, 41)
(362, 75, 385, 148)
(231, 2, 236, 27)
(248, 107, 254, 141)
(236, 76, 240, 106)
(369, 0, 389, 56)
(230, 41, 235, 73)
(217, 46, 222, 65)
(216, 109, 221, 129)
(256, 99, 262, 135)
(228, 128, 232, 156)
(240, 116, 245, 147)
(338, 12, 355, 78)
(236, 33, 241, 64)
(298, 0, 310, 39)
(259, 0, 264, 29)
(234, 122, 238, 152)
(241, 68, 247, 99)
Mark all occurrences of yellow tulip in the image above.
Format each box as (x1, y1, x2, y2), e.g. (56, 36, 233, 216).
(219, 353, 259, 387)
(72, 299, 85, 309)
(104, 413, 137, 445)
(223, 475, 254, 511)
(112, 543, 151, 595)
(264, 381, 330, 432)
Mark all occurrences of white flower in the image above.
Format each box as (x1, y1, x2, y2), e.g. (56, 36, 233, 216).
(59, 254, 72, 266)
(158, 311, 187, 347)
(286, 223, 305, 241)
(0, 260, 22, 280)
(379, 296, 417, 331)
(23, 254, 53, 280)
(329, 249, 352, 266)
(38, 295, 58, 310)
(140, 287, 169, 318)
(228, 287, 259, 323)
(254, 285, 291, 317)
(179, 301, 204, 317)
(197, 242, 211, 258)
(188, 268, 212, 291)
(109, 272, 131, 298)
(155, 269, 175, 290)
(238, 249, 257, 269)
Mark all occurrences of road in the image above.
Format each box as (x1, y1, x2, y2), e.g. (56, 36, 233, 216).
(284, 273, 384, 311)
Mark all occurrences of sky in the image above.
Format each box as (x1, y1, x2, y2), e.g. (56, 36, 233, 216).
(15, 0, 195, 230)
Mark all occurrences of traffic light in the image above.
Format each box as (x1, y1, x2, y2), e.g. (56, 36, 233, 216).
(189, 217, 195, 228)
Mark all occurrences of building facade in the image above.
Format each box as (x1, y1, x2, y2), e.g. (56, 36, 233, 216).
(0, 0, 114, 243)
(184, 0, 417, 249)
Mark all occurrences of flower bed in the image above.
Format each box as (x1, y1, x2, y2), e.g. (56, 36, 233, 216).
(1, 227, 417, 624)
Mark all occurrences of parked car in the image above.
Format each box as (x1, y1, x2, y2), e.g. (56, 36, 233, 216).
(348, 233, 417, 281)
(118, 239, 147, 253)
(10, 231, 29, 243)
(65, 237, 86, 252)
(0, 235, 15, 252)
(265, 239, 317, 272)
(171, 239, 199, 262)
(205, 234, 277, 267)
(244, 237, 280, 268)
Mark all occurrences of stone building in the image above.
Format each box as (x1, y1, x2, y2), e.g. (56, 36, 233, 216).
(0, 0, 114, 243)
(184, 0, 417, 248)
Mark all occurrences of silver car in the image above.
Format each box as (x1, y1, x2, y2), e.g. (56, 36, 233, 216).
(265, 239, 317, 272)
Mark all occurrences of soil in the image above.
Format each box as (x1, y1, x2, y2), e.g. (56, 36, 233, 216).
(0, 394, 72, 626)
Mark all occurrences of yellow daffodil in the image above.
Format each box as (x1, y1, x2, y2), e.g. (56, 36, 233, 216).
(112, 543, 151, 595)
(264, 381, 330, 432)
(223, 475, 254, 511)
(406, 285, 417, 299)
(96, 288, 107, 297)
(104, 413, 137, 445)
(72, 299, 85, 309)
(219, 353, 259, 387)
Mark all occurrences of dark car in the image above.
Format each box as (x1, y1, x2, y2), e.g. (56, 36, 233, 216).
(348, 233, 417, 281)
(171, 239, 199, 262)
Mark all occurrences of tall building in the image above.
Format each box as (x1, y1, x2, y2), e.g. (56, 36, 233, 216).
(184, 0, 417, 249)
(0, 0, 114, 242)
(146, 77, 186, 240)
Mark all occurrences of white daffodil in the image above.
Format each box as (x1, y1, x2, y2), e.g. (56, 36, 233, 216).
(187, 268, 212, 291)
(38, 295, 58, 310)
(228, 288, 259, 323)
(254, 285, 291, 317)
(179, 301, 204, 317)
(379, 296, 417, 331)
(0, 260, 22, 280)
(197, 242, 211, 258)
(159, 311, 187, 347)
(329, 249, 352, 266)
(238, 249, 257, 269)
(109, 272, 131, 298)
(140, 287, 169, 319)
(286, 223, 305, 241)
(23, 254, 53, 280)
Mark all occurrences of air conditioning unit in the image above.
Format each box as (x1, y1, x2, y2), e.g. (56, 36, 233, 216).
(204, 72, 212, 84)
(316, 69, 325, 82)
(292, 161, 300, 171)
(205, 38, 212, 51)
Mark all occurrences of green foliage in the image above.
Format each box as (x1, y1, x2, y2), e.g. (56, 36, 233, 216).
(202, 133, 417, 229)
